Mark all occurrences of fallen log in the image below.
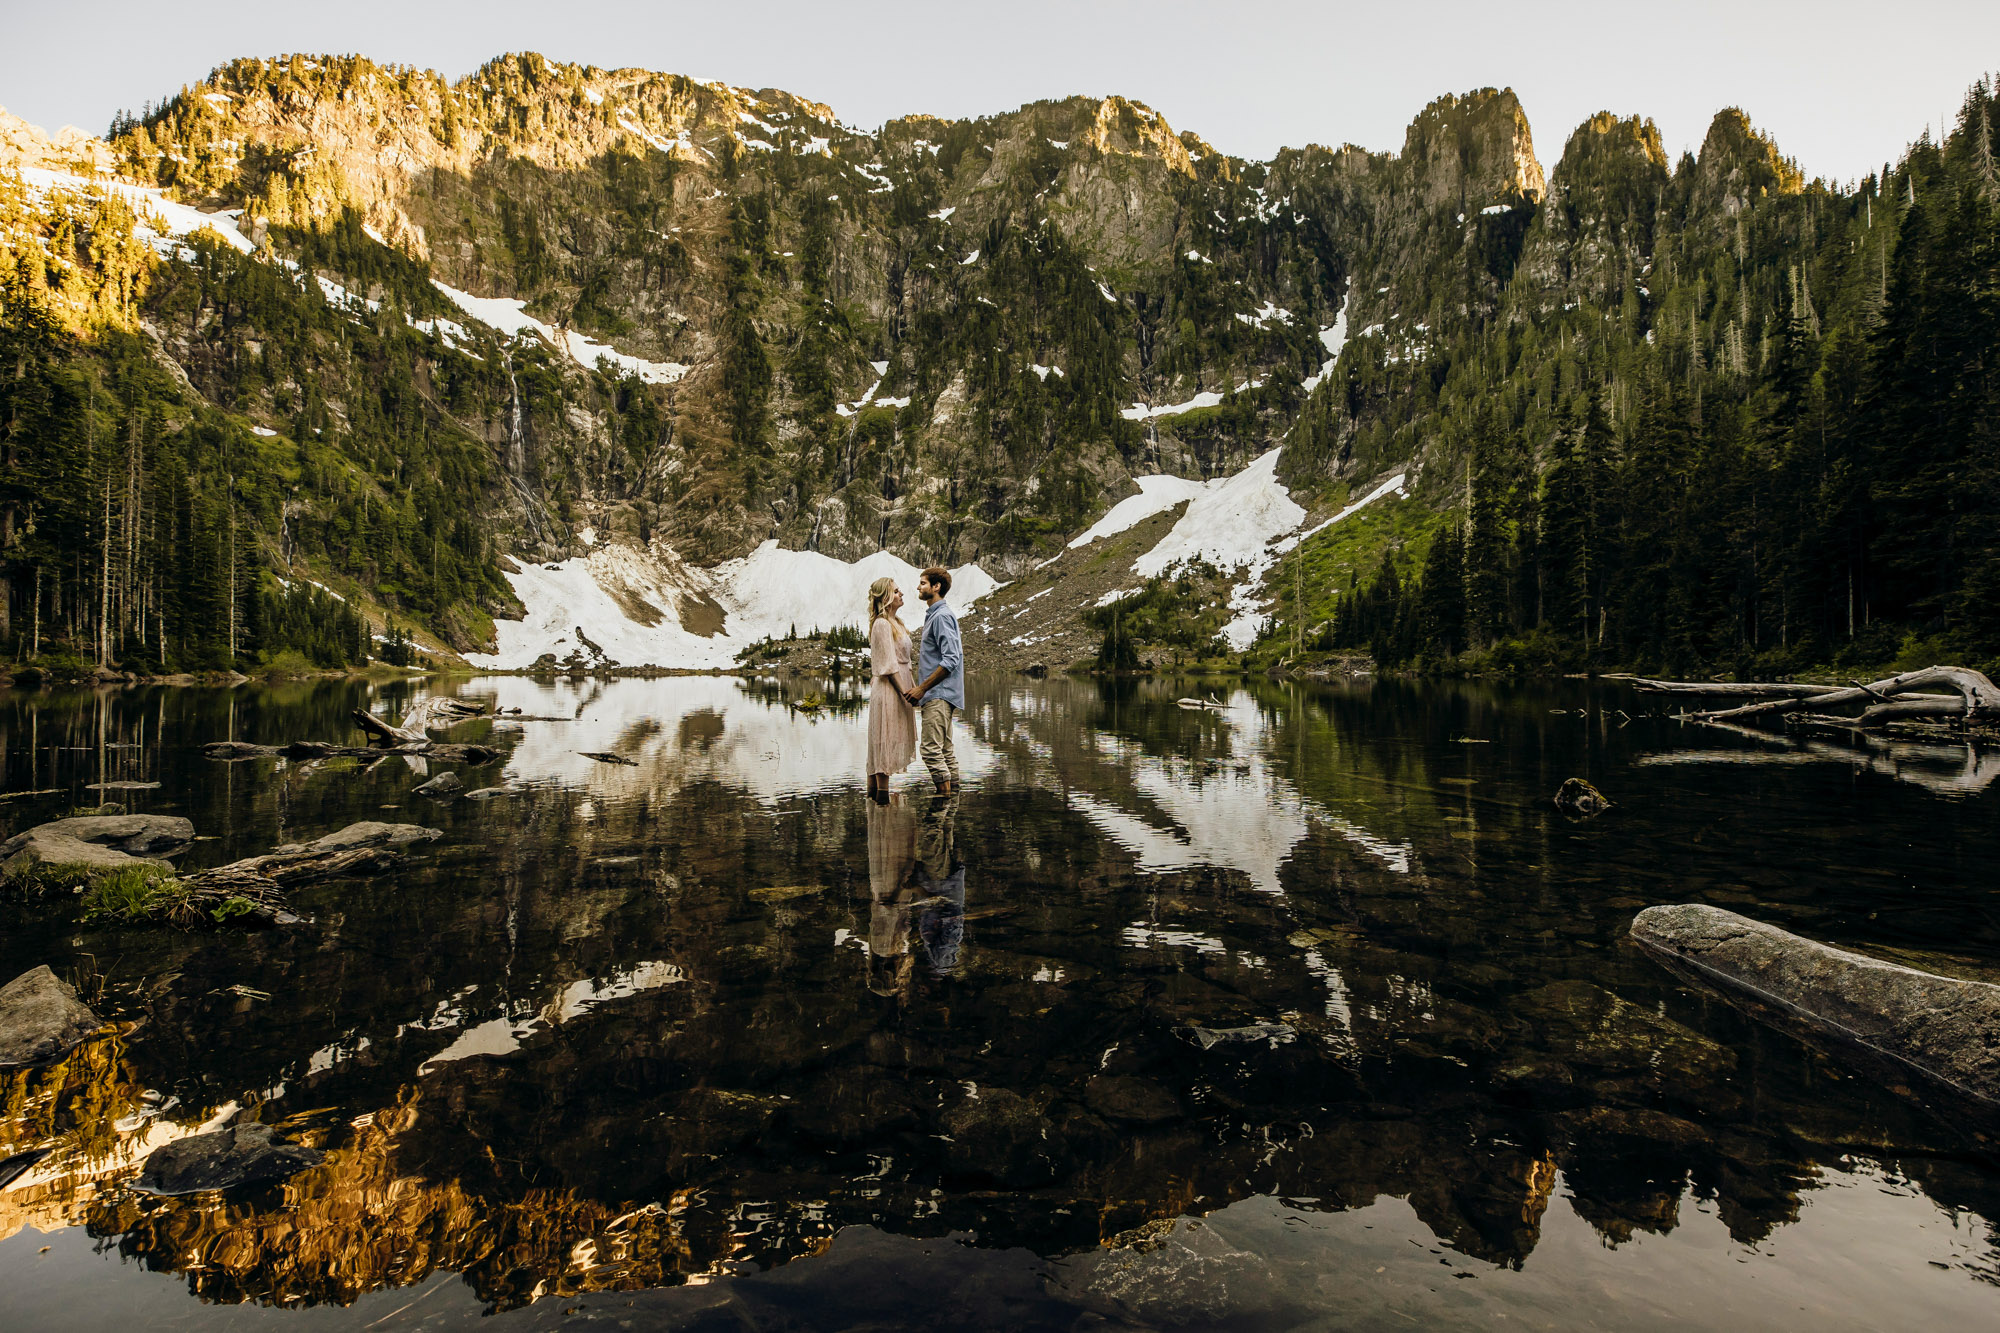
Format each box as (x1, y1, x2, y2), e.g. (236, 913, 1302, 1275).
(174, 868, 296, 925)
(225, 845, 405, 885)
(1690, 665, 1998, 725)
(206, 739, 500, 764)
(1608, 676, 1850, 699)
(349, 697, 486, 747)
(283, 740, 500, 765)
(352, 708, 423, 746)
(215, 821, 442, 887)
(1857, 696, 1968, 727)
(1632, 904, 2000, 1108)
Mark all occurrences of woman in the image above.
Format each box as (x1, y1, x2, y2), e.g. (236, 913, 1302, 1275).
(865, 576, 918, 798)
(865, 791, 919, 996)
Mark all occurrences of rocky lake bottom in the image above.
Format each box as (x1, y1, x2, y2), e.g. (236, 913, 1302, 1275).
(1, 673, 1997, 1329)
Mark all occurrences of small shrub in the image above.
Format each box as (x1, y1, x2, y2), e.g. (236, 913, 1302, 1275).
(26, 651, 93, 683)
(257, 648, 318, 679)
(208, 895, 260, 924)
(1889, 632, 1953, 675)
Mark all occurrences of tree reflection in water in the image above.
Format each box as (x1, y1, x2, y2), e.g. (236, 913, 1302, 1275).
(0, 674, 1996, 1326)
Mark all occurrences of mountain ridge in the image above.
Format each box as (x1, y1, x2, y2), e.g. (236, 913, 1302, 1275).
(2, 53, 1994, 676)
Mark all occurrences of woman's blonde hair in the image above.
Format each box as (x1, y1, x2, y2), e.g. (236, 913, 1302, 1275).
(868, 576, 906, 634)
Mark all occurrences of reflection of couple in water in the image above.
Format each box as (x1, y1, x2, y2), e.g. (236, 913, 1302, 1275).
(867, 792, 966, 996)
(865, 566, 962, 799)
(862, 565, 966, 995)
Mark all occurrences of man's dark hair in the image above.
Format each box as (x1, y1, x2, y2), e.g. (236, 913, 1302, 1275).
(921, 565, 952, 596)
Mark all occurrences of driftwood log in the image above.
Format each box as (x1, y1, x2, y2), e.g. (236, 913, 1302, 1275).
(352, 696, 485, 746)
(223, 845, 406, 884)
(1618, 665, 1998, 729)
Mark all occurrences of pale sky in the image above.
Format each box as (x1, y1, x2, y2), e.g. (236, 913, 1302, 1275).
(3, 1, 1995, 186)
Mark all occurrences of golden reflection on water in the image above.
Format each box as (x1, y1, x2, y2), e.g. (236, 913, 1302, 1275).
(0, 674, 1997, 1324)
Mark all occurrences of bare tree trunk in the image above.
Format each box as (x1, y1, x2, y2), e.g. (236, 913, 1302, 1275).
(98, 469, 111, 667)
(226, 474, 238, 666)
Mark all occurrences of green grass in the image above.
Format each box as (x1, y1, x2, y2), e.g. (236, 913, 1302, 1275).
(80, 865, 191, 922)
(4, 860, 109, 896)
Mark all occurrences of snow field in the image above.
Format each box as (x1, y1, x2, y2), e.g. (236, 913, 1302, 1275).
(1066, 474, 1212, 550)
(432, 281, 688, 384)
(17, 166, 255, 256)
(468, 541, 998, 671)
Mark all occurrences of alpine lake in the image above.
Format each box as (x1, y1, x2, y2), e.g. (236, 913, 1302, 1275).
(2, 671, 1998, 1331)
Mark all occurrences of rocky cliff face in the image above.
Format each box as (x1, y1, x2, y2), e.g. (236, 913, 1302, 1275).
(9, 51, 1886, 665)
(91, 60, 1575, 582)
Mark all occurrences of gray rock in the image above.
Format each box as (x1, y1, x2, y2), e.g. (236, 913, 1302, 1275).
(0, 965, 105, 1067)
(464, 787, 513, 800)
(414, 772, 464, 798)
(1177, 1022, 1297, 1050)
(1632, 903, 2000, 1106)
(3, 814, 193, 857)
(137, 1121, 322, 1195)
(1, 814, 194, 883)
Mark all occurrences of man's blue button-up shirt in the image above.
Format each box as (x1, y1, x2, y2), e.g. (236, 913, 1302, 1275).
(918, 599, 964, 709)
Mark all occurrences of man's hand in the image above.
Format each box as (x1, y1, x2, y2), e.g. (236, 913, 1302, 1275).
(903, 687, 923, 704)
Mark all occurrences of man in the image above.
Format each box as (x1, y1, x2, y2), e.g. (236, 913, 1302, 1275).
(904, 565, 962, 794)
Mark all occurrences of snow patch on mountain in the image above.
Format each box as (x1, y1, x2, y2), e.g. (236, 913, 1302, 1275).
(1127, 450, 1305, 650)
(17, 166, 255, 255)
(432, 281, 688, 383)
(1067, 475, 1211, 550)
(1121, 391, 1223, 421)
(1135, 450, 1303, 580)
(468, 542, 997, 670)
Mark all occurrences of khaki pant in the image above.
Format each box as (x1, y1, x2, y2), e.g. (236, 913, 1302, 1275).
(920, 699, 959, 789)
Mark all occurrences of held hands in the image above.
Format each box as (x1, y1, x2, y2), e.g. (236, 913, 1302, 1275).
(903, 686, 924, 704)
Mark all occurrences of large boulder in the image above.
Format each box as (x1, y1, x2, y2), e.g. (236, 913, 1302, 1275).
(137, 1122, 322, 1195)
(1632, 904, 2000, 1106)
(1, 815, 194, 885)
(0, 965, 105, 1067)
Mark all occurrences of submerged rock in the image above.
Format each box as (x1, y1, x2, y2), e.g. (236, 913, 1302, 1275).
(414, 772, 465, 799)
(203, 740, 278, 760)
(137, 1121, 322, 1195)
(1553, 777, 1612, 818)
(1085, 1074, 1182, 1123)
(1632, 903, 2000, 1106)
(1, 814, 195, 885)
(273, 822, 443, 856)
(1512, 978, 1735, 1096)
(0, 965, 105, 1067)
(1176, 1022, 1298, 1050)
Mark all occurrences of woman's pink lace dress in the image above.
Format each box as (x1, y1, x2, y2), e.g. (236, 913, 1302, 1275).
(867, 616, 918, 776)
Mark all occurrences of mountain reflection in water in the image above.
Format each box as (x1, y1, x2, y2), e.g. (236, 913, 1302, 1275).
(1, 674, 1997, 1329)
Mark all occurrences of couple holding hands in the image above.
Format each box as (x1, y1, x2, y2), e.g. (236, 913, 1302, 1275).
(865, 566, 962, 800)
